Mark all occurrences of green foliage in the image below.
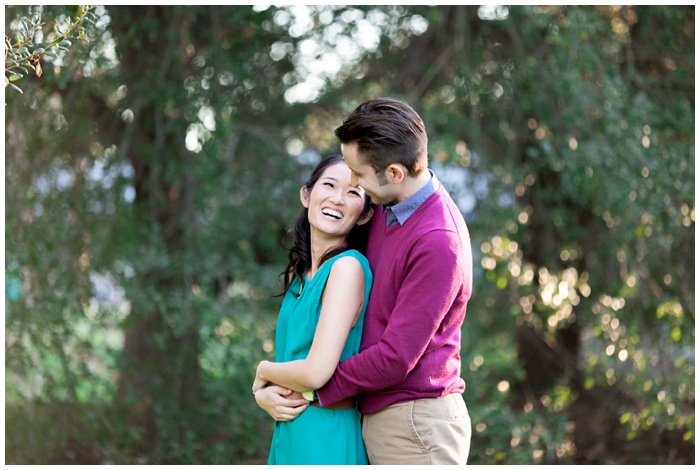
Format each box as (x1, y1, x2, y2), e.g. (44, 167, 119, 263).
(5, 4, 694, 465)
(455, 6, 694, 463)
(4, 5, 96, 94)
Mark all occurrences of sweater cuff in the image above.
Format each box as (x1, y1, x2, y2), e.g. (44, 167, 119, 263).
(316, 377, 343, 407)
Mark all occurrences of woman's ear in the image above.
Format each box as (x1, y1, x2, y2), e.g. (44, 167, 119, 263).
(356, 207, 374, 226)
(300, 186, 310, 208)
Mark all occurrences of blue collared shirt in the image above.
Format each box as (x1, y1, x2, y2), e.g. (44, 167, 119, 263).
(385, 170, 439, 227)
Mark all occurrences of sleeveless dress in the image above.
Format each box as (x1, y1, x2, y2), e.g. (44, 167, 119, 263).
(267, 250, 372, 465)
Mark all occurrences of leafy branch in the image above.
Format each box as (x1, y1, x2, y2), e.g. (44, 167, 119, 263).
(5, 5, 96, 94)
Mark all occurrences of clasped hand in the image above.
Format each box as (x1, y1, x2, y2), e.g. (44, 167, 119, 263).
(253, 361, 308, 422)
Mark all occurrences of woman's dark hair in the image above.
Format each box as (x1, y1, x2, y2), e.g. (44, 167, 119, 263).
(280, 154, 373, 296)
(334, 97, 428, 178)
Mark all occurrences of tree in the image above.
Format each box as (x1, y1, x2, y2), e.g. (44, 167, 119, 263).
(6, 5, 304, 462)
(5, 5, 694, 464)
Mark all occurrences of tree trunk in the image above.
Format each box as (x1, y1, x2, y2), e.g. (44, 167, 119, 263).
(110, 6, 202, 452)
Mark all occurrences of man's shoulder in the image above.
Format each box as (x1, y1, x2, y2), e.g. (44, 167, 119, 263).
(414, 190, 468, 233)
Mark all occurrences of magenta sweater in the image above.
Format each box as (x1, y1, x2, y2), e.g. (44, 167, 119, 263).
(317, 184, 473, 414)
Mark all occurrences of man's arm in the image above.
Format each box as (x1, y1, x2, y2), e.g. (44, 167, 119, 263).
(317, 230, 466, 406)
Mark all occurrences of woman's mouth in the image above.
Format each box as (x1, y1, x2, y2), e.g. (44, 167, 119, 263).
(321, 208, 343, 220)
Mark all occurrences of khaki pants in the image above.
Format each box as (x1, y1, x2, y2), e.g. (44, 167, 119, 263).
(362, 393, 471, 465)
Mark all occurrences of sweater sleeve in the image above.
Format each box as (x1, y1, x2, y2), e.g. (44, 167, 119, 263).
(317, 228, 467, 406)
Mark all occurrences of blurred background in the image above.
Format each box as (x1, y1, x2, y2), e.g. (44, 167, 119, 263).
(4, 5, 694, 464)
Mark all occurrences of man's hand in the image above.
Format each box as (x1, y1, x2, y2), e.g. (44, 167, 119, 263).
(254, 385, 309, 422)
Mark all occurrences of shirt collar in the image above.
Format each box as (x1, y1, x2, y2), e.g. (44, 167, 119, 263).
(385, 169, 439, 227)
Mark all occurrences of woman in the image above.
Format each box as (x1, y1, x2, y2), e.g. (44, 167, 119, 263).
(252, 155, 374, 465)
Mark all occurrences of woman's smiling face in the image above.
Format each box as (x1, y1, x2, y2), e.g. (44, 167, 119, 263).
(301, 161, 370, 241)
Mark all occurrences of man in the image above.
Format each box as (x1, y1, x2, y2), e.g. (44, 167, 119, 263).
(257, 98, 473, 464)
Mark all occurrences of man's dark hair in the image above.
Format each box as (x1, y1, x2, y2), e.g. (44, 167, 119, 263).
(334, 97, 428, 178)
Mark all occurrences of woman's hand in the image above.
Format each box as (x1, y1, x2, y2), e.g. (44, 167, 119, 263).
(254, 385, 309, 422)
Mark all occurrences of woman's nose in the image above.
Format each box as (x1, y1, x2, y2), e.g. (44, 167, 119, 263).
(330, 190, 344, 204)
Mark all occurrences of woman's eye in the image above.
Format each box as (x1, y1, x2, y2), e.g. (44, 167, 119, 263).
(349, 190, 361, 197)
(323, 182, 334, 188)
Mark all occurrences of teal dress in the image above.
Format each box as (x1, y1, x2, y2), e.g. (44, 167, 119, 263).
(268, 250, 372, 465)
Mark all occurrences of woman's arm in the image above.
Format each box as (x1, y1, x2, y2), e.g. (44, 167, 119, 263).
(253, 256, 366, 393)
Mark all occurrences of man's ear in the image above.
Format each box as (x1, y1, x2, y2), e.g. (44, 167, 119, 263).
(300, 186, 310, 208)
(356, 207, 374, 226)
(386, 164, 406, 184)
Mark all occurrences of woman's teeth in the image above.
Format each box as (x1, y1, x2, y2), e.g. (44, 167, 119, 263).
(322, 208, 342, 219)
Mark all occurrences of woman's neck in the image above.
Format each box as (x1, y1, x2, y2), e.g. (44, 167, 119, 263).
(308, 233, 347, 280)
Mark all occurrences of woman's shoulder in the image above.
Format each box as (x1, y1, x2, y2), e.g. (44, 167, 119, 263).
(327, 250, 371, 284)
(329, 249, 369, 270)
